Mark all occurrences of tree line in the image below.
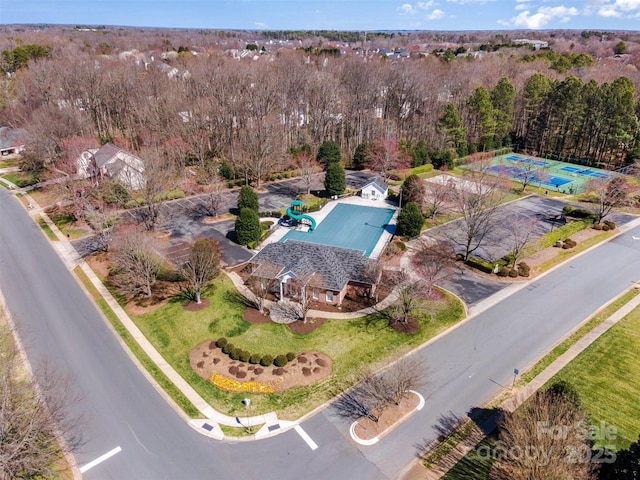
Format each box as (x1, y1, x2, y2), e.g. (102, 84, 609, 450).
(0, 37, 638, 188)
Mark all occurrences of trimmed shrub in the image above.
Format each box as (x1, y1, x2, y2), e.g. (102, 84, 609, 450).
(228, 347, 241, 361)
(216, 337, 228, 348)
(508, 268, 519, 278)
(604, 220, 616, 230)
(602, 224, 610, 231)
(592, 223, 603, 230)
(517, 262, 530, 277)
(286, 352, 296, 362)
(466, 257, 494, 274)
(260, 354, 274, 367)
(497, 267, 510, 277)
(222, 342, 234, 354)
(274, 354, 288, 367)
(249, 353, 261, 364)
(239, 350, 251, 363)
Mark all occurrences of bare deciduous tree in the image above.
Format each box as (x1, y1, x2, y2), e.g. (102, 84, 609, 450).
(491, 388, 596, 480)
(387, 270, 425, 327)
(113, 228, 163, 297)
(584, 176, 631, 224)
(137, 147, 176, 230)
(366, 137, 411, 181)
(411, 238, 456, 298)
(448, 163, 509, 261)
(246, 276, 271, 315)
(0, 323, 84, 480)
(424, 179, 453, 220)
(180, 238, 220, 304)
(507, 213, 537, 268)
(83, 201, 117, 252)
(294, 150, 320, 195)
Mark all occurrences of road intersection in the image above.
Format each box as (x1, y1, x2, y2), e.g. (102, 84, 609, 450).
(1, 186, 640, 479)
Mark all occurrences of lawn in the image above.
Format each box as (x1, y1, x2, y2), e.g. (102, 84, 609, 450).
(130, 274, 465, 419)
(547, 304, 640, 450)
(2, 171, 39, 187)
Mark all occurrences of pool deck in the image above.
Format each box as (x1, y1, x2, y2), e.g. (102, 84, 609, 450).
(259, 195, 399, 259)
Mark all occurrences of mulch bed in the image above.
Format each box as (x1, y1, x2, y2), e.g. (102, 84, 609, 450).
(243, 307, 272, 324)
(190, 340, 332, 392)
(390, 317, 421, 334)
(287, 317, 328, 334)
(183, 298, 211, 312)
(354, 393, 420, 441)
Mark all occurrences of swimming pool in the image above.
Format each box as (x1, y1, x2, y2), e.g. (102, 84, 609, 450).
(281, 203, 395, 257)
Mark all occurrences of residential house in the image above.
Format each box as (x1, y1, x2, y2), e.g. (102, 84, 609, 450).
(0, 127, 28, 155)
(247, 240, 379, 306)
(76, 143, 146, 190)
(361, 177, 389, 200)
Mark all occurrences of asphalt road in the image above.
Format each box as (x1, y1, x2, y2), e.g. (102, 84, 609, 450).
(2, 185, 640, 480)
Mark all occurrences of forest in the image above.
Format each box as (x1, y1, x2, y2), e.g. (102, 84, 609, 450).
(0, 25, 639, 187)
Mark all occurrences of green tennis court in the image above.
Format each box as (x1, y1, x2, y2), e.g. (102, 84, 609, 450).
(485, 153, 614, 193)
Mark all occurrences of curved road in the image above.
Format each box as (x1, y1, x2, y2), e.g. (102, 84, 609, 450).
(1, 187, 639, 479)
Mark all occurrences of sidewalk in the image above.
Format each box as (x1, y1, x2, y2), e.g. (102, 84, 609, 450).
(402, 282, 640, 480)
(10, 188, 297, 442)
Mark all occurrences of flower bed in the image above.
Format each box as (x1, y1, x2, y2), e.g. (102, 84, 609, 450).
(209, 373, 276, 393)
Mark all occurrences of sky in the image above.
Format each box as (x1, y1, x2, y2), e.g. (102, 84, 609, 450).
(1, 0, 639, 32)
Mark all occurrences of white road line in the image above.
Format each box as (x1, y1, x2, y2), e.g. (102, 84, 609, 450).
(79, 446, 122, 473)
(294, 425, 318, 450)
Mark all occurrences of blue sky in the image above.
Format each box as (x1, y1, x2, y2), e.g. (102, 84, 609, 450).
(1, 0, 639, 31)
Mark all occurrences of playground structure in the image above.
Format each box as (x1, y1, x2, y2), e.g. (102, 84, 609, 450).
(286, 200, 316, 232)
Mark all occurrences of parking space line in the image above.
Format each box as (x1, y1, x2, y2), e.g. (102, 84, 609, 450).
(79, 446, 122, 473)
(294, 425, 318, 450)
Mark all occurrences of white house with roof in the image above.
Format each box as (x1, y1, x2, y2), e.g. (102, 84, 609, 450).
(360, 177, 388, 200)
(0, 127, 28, 155)
(76, 143, 146, 190)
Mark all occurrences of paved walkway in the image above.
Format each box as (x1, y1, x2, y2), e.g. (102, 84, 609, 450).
(3, 182, 296, 442)
(401, 281, 640, 480)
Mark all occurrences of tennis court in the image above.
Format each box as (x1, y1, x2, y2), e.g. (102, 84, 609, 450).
(479, 153, 616, 193)
(280, 203, 395, 257)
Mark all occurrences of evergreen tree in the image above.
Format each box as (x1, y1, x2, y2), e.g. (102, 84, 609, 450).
(467, 87, 496, 150)
(396, 202, 424, 238)
(411, 139, 431, 167)
(438, 103, 467, 156)
(324, 162, 346, 196)
(352, 142, 370, 170)
(235, 208, 261, 246)
(317, 140, 342, 166)
(237, 185, 259, 213)
(491, 77, 517, 143)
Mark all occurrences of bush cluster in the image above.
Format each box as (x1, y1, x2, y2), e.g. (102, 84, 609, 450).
(562, 205, 597, 220)
(562, 238, 577, 249)
(215, 339, 295, 367)
(517, 262, 530, 277)
(592, 220, 616, 231)
(466, 257, 494, 274)
(258, 211, 283, 218)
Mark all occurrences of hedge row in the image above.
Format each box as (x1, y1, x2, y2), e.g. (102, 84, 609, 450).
(537, 219, 592, 250)
(215, 338, 295, 367)
(123, 190, 185, 209)
(465, 257, 494, 274)
(562, 205, 597, 220)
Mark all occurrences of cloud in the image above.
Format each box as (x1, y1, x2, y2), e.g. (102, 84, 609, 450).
(446, 0, 493, 4)
(597, 0, 640, 17)
(515, 3, 530, 10)
(504, 5, 579, 28)
(400, 3, 417, 14)
(428, 8, 445, 19)
(254, 22, 267, 28)
(417, 0, 436, 8)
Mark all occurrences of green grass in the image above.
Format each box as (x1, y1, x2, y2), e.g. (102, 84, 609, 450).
(546, 304, 640, 450)
(441, 436, 497, 480)
(519, 288, 639, 385)
(130, 275, 465, 420)
(2, 171, 38, 188)
(73, 267, 201, 418)
(37, 216, 58, 241)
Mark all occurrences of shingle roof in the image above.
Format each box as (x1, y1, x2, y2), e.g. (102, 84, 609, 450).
(249, 240, 375, 292)
(0, 127, 28, 150)
(93, 143, 124, 168)
(362, 176, 388, 194)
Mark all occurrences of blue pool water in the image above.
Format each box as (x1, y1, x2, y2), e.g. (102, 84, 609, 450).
(560, 166, 609, 178)
(486, 165, 573, 188)
(281, 203, 395, 257)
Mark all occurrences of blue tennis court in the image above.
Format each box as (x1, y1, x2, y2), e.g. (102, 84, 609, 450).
(506, 155, 549, 167)
(281, 203, 395, 257)
(560, 166, 610, 179)
(486, 165, 573, 188)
